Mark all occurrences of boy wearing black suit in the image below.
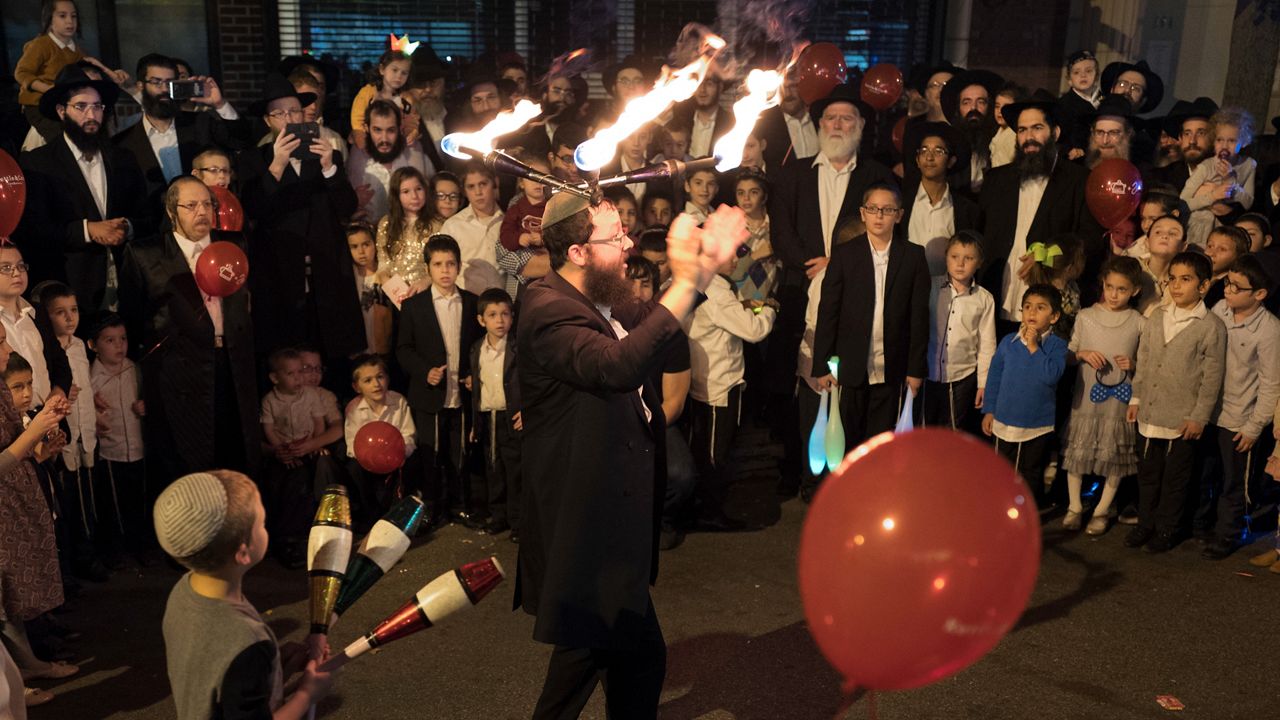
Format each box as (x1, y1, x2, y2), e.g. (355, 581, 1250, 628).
(397, 234, 480, 527)
(466, 288, 522, 538)
(814, 182, 930, 457)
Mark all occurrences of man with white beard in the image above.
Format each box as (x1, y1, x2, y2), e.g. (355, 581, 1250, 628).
(1083, 95, 1136, 170)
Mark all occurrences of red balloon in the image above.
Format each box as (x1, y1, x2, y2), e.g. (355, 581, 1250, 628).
(891, 116, 907, 154)
(0, 149, 28, 238)
(860, 63, 904, 111)
(795, 42, 848, 106)
(210, 185, 245, 232)
(354, 420, 406, 474)
(1085, 158, 1143, 230)
(798, 429, 1041, 691)
(194, 241, 249, 298)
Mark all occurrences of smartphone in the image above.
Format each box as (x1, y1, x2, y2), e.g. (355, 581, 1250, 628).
(168, 80, 205, 101)
(285, 122, 321, 160)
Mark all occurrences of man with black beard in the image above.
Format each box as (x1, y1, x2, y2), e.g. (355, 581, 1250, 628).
(114, 53, 248, 222)
(512, 73, 579, 160)
(979, 90, 1102, 333)
(940, 70, 1003, 196)
(347, 99, 432, 222)
(1153, 97, 1218, 190)
(18, 65, 148, 308)
(516, 191, 745, 719)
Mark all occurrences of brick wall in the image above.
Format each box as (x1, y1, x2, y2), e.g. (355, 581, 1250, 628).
(210, 0, 277, 110)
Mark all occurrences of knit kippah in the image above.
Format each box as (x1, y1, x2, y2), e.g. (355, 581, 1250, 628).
(154, 473, 228, 558)
(542, 191, 591, 230)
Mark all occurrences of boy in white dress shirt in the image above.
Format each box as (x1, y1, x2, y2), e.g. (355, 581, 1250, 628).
(924, 232, 996, 433)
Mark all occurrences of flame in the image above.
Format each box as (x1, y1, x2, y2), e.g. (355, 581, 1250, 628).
(441, 100, 543, 160)
(574, 34, 726, 171)
(389, 33, 419, 56)
(713, 70, 782, 172)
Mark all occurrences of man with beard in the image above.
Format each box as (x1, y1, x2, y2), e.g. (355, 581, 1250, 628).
(459, 76, 503, 133)
(936, 69, 1003, 196)
(670, 76, 731, 159)
(979, 89, 1102, 332)
(1153, 97, 1218, 190)
(516, 191, 745, 719)
(237, 74, 363, 390)
(114, 54, 248, 224)
(18, 65, 148, 308)
(513, 73, 579, 159)
(594, 56, 651, 126)
(755, 68, 820, 169)
(347, 99, 432, 222)
(403, 58, 450, 172)
(547, 123, 587, 185)
(1082, 94, 1136, 169)
(118, 176, 259, 479)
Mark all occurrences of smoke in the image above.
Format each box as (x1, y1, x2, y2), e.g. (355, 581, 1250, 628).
(710, 0, 815, 80)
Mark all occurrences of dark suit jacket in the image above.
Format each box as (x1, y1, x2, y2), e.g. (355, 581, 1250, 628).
(978, 160, 1105, 306)
(813, 234, 930, 386)
(17, 138, 150, 308)
(768, 155, 895, 273)
(118, 231, 260, 475)
(668, 101, 733, 158)
(469, 333, 521, 416)
(236, 144, 364, 361)
(514, 270, 676, 647)
(396, 288, 479, 414)
(756, 106, 813, 171)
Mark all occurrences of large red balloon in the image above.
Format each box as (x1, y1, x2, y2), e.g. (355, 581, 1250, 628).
(354, 421, 406, 474)
(1085, 158, 1143, 230)
(798, 429, 1041, 691)
(194, 241, 249, 298)
(861, 63, 904, 111)
(0, 150, 27, 238)
(891, 116, 907, 154)
(210, 185, 244, 232)
(795, 42, 848, 105)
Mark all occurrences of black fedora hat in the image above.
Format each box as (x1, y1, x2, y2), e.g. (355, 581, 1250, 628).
(1100, 60, 1164, 114)
(809, 83, 875, 125)
(907, 61, 963, 95)
(39, 64, 120, 120)
(277, 54, 339, 92)
(940, 69, 1004, 123)
(602, 55, 654, 97)
(1161, 96, 1219, 137)
(251, 73, 317, 116)
(1000, 88, 1061, 128)
(1085, 94, 1138, 126)
(906, 120, 969, 171)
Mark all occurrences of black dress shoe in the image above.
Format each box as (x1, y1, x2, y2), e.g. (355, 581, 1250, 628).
(659, 527, 685, 551)
(482, 518, 510, 535)
(1201, 538, 1236, 560)
(776, 477, 799, 498)
(1143, 531, 1176, 554)
(696, 513, 747, 532)
(448, 511, 485, 530)
(73, 560, 110, 583)
(1123, 526, 1154, 548)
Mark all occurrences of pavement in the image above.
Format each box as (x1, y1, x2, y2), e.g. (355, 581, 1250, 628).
(33, 424, 1280, 720)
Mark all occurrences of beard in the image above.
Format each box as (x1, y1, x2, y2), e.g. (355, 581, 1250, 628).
(411, 96, 446, 123)
(63, 115, 104, 156)
(1014, 134, 1058, 180)
(1085, 135, 1131, 168)
(1182, 144, 1208, 165)
(583, 249, 634, 307)
(960, 110, 996, 160)
(367, 132, 406, 163)
(142, 90, 178, 120)
(1155, 141, 1182, 168)
(818, 128, 860, 161)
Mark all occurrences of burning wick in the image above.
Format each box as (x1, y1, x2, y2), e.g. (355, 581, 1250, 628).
(574, 34, 726, 171)
(712, 69, 782, 172)
(441, 100, 543, 161)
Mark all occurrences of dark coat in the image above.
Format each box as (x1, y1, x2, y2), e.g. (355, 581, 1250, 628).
(468, 333, 521, 416)
(768, 155, 895, 274)
(235, 144, 364, 361)
(118, 230, 260, 475)
(514, 270, 677, 647)
(668, 100, 733, 158)
(977, 159, 1105, 306)
(755, 105, 814, 171)
(396, 288, 479, 415)
(813, 234, 930, 386)
(17, 137, 150, 308)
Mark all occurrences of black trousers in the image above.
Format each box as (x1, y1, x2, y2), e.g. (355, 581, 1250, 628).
(838, 381, 902, 449)
(477, 409, 522, 527)
(687, 386, 742, 517)
(213, 347, 248, 473)
(1196, 425, 1269, 541)
(415, 406, 471, 516)
(532, 599, 666, 720)
(1137, 433, 1197, 535)
(921, 373, 979, 433)
(994, 432, 1055, 508)
(95, 458, 152, 553)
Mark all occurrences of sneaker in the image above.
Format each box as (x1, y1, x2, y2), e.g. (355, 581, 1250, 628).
(1201, 538, 1236, 561)
(1249, 549, 1280, 568)
(1143, 531, 1176, 554)
(1085, 511, 1112, 536)
(1117, 507, 1139, 526)
(1061, 510, 1083, 531)
(1124, 526, 1154, 548)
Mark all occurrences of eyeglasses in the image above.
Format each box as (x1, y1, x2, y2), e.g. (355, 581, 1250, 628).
(64, 102, 106, 115)
(616, 77, 646, 86)
(1113, 79, 1146, 97)
(435, 192, 461, 201)
(0, 263, 30, 277)
(195, 166, 231, 176)
(176, 200, 214, 213)
(916, 147, 949, 157)
(1092, 128, 1126, 140)
(1224, 280, 1256, 294)
(144, 77, 172, 88)
(555, 153, 575, 165)
(300, 363, 325, 374)
(267, 108, 304, 120)
(927, 80, 949, 90)
(587, 233, 628, 250)
(862, 205, 902, 218)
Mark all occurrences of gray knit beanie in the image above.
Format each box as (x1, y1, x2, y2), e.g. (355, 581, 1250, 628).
(154, 473, 228, 558)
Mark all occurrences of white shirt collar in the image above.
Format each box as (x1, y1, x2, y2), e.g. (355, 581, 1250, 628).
(483, 334, 507, 353)
(48, 32, 75, 51)
(812, 151, 856, 174)
(914, 182, 951, 209)
(172, 230, 210, 257)
(142, 114, 176, 137)
(431, 284, 460, 303)
(461, 203, 499, 225)
(1170, 301, 1207, 322)
(0, 297, 36, 324)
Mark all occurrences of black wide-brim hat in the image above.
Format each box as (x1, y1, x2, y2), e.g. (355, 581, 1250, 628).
(1000, 88, 1061, 129)
(1100, 60, 1164, 114)
(277, 54, 340, 92)
(940, 69, 1004, 123)
(602, 55, 655, 96)
(1161, 96, 1219, 137)
(1084, 93, 1138, 127)
(39, 64, 120, 120)
(250, 73, 318, 116)
(809, 83, 875, 125)
(907, 61, 963, 95)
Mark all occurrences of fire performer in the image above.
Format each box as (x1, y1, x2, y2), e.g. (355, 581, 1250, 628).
(516, 193, 745, 718)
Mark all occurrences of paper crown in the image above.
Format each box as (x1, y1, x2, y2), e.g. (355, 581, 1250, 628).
(389, 33, 419, 56)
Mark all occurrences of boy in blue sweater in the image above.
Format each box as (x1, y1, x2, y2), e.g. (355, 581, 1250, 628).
(982, 284, 1069, 508)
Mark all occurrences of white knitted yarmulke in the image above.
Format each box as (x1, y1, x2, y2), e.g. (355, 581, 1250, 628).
(153, 473, 228, 558)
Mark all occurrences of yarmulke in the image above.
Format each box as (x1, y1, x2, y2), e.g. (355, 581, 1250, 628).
(154, 473, 228, 558)
(542, 191, 591, 230)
